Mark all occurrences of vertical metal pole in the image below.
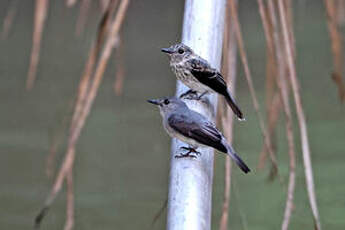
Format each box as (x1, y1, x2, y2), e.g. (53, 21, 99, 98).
(166, 1, 226, 230)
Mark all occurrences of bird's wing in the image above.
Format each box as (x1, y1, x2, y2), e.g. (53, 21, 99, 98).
(168, 112, 227, 153)
(188, 58, 228, 94)
(188, 58, 244, 120)
(169, 111, 251, 173)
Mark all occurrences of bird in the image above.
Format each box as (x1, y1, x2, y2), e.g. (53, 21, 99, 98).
(147, 96, 250, 173)
(161, 43, 245, 120)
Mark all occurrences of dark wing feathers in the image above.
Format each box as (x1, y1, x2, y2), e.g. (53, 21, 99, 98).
(188, 58, 245, 120)
(168, 113, 227, 153)
(168, 112, 251, 174)
(188, 58, 228, 94)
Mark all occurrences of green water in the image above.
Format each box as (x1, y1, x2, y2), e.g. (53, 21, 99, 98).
(0, 1, 344, 229)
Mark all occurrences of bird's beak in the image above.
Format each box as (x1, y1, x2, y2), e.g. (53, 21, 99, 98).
(147, 99, 160, 105)
(161, 47, 174, 54)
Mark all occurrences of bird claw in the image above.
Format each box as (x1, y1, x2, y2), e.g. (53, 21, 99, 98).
(180, 91, 208, 102)
(175, 153, 197, 159)
(175, 146, 201, 158)
(196, 92, 207, 100)
(179, 90, 198, 100)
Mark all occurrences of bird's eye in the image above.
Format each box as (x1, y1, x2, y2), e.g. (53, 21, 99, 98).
(163, 99, 170, 105)
(178, 48, 184, 54)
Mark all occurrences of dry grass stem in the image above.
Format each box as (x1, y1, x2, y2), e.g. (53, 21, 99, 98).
(73, 0, 129, 141)
(219, 3, 237, 228)
(100, 0, 111, 13)
(61, 0, 129, 207)
(26, 0, 49, 90)
(35, 0, 129, 227)
(336, 0, 345, 24)
(70, 0, 118, 134)
(113, 37, 125, 95)
(219, 156, 232, 230)
(267, 0, 290, 94)
(264, 24, 276, 109)
(151, 199, 168, 226)
(35, 147, 76, 229)
(257, 0, 281, 170)
(63, 170, 74, 230)
(2, 2, 17, 39)
(279, 70, 296, 230)
(331, 72, 345, 101)
(278, 0, 321, 229)
(75, 0, 91, 36)
(267, 0, 286, 77)
(258, 93, 281, 169)
(229, 0, 279, 177)
(46, 108, 72, 178)
(269, 19, 296, 229)
(258, 0, 275, 55)
(284, 0, 295, 58)
(263, 1, 296, 227)
(324, 0, 345, 102)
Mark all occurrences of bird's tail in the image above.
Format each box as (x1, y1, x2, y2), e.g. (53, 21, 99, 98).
(225, 143, 250, 174)
(223, 90, 245, 121)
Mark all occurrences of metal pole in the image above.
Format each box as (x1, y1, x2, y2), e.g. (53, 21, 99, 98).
(166, 1, 226, 229)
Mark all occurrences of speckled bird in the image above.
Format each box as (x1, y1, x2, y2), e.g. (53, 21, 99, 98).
(161, 43, 244, 120)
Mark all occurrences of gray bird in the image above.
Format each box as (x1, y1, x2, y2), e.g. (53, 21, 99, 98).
(161, 43, 244, 120)
(148, 97, 250, 173)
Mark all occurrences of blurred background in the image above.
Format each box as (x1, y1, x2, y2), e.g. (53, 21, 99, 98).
(0, 0, 344, 229)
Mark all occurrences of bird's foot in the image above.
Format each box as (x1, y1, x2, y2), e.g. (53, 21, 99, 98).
(196, 92, 208, 100)
(175, 146, 201, 159)
(179, 90, 198, 100)
(175, 153, 197, 159)
(180, 146, 201, 155)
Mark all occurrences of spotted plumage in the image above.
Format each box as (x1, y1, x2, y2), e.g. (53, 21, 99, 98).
(162, 43, 245, 120)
